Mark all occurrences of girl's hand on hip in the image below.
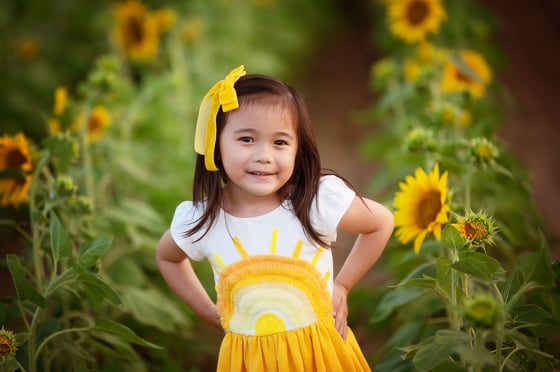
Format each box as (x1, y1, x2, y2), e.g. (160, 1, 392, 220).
(332, 281, 349, 340)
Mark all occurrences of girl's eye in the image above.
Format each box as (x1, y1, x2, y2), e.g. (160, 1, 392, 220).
(274, 140, 288, 146)
(238, 137, 253, 143)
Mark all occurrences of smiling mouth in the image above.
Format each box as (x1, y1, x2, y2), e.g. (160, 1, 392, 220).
(249, 171, 274, 176)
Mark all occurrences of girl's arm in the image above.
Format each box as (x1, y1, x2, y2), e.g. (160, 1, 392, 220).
(332, 196, 394, 339)
(156, 229, 222, 329)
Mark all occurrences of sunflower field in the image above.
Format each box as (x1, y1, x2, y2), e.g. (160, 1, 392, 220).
(1, 0, 559, 371)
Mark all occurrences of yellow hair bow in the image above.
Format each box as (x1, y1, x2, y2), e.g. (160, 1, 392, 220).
(194, 65, 246, 171)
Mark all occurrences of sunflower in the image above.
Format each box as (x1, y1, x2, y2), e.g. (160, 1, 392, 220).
(73, 106, 112, 143)
(388, 0, 447, 43)
(113, 0, 160, 61)
(440, 49, 492, 98)
(0, 132, 33, 207)
(394, 163, 450, 253)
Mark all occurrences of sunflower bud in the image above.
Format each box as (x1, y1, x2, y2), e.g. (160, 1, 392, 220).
(405, 127, 436, 152)
(181, 17, 203, 45)
(464, 295, 499, 328)
(55, 175, 78, 197)
(452, 210, 496, 246)
(70, 195, 94, 215)
(371, 59, 398, 89)
(0, 326, 18, 363)
(470, 137, 499, 167)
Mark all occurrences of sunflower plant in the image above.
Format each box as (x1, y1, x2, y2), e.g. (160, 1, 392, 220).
(361, 0, 560, 370)
(0, 59, 170, 371)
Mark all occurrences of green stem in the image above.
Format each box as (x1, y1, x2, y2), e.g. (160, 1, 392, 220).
(389, 78, 407, 124)
(80, 104, 95, 206)
(14, 358, 27, 372)
(448, 248, 461, 330)
(28, 308, 42, 372)
(499, 346, 521, 372)
(29, 180, 43, 291)
(464, 166, 472, 212)
(493, 283, 506, 369)
(26, 151, 51, 372)
(34, 327, 91, 363)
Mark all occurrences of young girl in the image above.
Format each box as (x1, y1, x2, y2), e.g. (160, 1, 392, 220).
(156, 65, 394, 371)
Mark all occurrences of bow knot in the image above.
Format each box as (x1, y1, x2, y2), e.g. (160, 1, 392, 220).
(194, 65, 246, 171)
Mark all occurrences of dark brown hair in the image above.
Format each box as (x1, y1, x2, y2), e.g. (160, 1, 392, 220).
(187, 73, 336, 246)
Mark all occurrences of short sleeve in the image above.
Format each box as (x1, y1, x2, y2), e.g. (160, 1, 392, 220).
(170, 201, 205, 261)
(311, 175, 356, 242)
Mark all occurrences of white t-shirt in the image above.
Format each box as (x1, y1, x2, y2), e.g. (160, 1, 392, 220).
(170, 175, 355, 296)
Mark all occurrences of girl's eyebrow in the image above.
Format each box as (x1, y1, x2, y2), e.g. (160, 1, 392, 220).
(233, 128, 295, 140)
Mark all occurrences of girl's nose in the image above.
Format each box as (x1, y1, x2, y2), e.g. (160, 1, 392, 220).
(253, 143, 272, 163)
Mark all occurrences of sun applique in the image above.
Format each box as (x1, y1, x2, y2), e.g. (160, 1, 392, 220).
(213, 229, 333, 336)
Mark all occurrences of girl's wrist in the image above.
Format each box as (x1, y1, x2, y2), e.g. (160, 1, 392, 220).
(334, 280, 350, 295)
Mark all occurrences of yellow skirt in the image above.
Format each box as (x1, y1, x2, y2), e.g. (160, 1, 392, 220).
(216, 319, 371, 372)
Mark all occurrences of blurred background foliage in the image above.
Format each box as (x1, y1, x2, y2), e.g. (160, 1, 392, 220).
(1, 0, 558, 370)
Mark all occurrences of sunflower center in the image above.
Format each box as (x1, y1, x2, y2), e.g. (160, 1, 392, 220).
(126, 17, 146, 44)
(464, 221, 488, 240)
(6, 149, 28, 169)
(88, 115, 103, 133)
(454, 68, 472, 83)
(416, 190, 442, 228)
(407, 0, 430, 25)
(0, 336, 14, 355)
(477, 144, 491, 157)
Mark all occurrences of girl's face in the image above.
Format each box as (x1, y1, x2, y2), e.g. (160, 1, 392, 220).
(219, 103, 298, 205)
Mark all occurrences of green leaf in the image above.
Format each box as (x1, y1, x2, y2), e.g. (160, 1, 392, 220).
(72, 263, 121, 306)
(93, 319, 162, 349)
(45, 267, 77, 298)
(413, 342, 459, 372)
(391, 276, 438, 289)
(501, 269, 521, 304)
(119, 286, 190, 333)
(42, 136, 75, 172)
(50, 213, 72, 262)
(517, 233, 555, 287)
(436, 256, 452, 287)
(109, 259, 145, 286)
(513, 304, 560, 337)
(387, 320, 425, 350)
(451, 251, 503, 281)
(371, 286, 425, 323)
(441, 224, 466, 250)
(6, 254, 46, 308)
(432, 329, 472, 346)
(377, 84, 414, 110)
(78, 237, 113, 268)
(432, 360, 468, 372)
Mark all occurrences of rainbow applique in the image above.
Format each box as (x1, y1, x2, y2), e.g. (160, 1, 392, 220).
(214, 229, 333, 336)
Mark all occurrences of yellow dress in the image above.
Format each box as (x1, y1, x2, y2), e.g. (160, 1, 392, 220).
(215, 254, 370, 371)
(171, 176, 372, 371)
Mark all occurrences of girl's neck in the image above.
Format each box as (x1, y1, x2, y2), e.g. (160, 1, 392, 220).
(221, 184, 282, 218)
